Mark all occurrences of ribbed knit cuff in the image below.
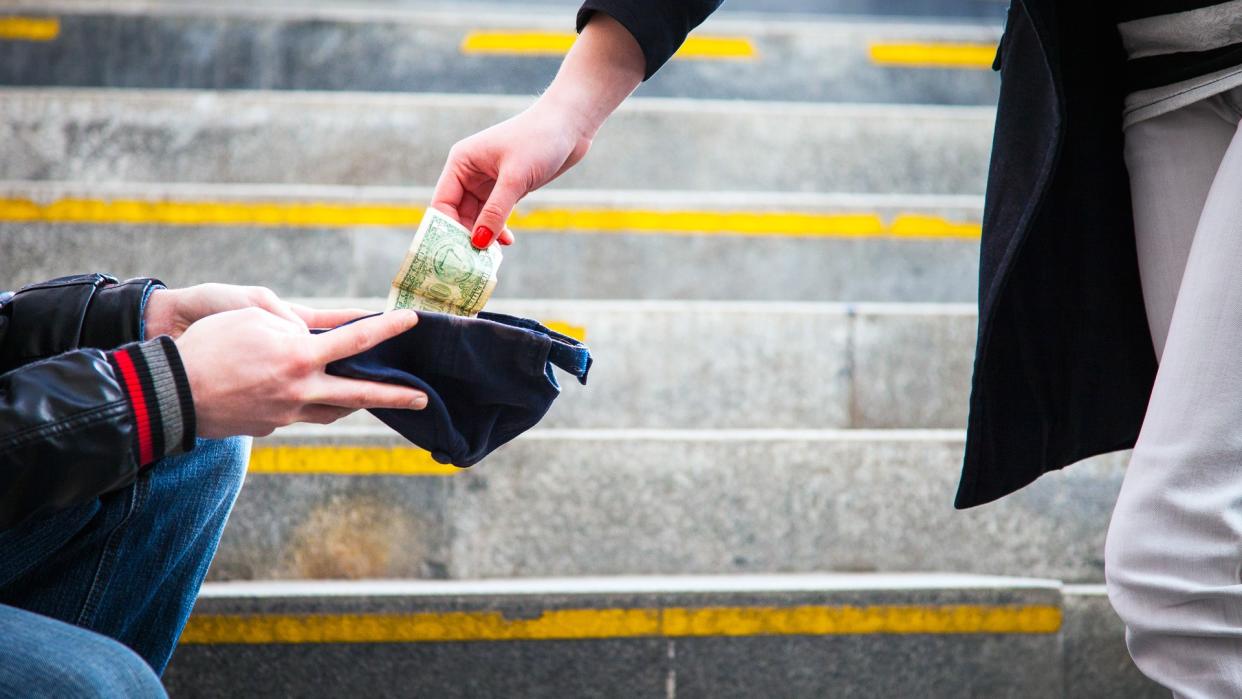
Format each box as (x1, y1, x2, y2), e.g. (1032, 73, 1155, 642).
(107, 336, 197, 467)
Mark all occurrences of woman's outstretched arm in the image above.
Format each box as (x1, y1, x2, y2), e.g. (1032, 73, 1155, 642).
(432, 2, 721, 249)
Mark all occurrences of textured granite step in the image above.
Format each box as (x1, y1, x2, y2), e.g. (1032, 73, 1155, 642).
(0, 89, 995, 194)
(0, 182, 984, 303)
(297, 298, 977, 431)
(25, 0, 1008, 21)
(209, 428, 1127, 583)
(0, 1, 1001, 105)
(164, 576, 1161, 698)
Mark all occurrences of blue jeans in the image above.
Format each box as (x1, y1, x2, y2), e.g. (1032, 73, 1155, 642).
(0, 437, 249, 695)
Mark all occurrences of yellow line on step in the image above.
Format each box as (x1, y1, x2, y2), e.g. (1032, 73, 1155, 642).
(0, 197, 981, 240)
(248, 445, 460, 476)
(180, 603, 1062, 644)
(869, 41, 997, 69)
(0, 197, 427, 227)
(0, 17, 59, 41)
(542, 321, 586, 341)
(461, 30, 757, 60)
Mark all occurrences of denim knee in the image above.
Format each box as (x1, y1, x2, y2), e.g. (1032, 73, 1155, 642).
(148, 436, 250, 515)
(0, 604, 166, 699)
(35, 637, 167, 699)
(193, 436, 250, 503)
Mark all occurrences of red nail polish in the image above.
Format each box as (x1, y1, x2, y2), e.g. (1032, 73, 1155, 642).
(471, 227, 493, 249)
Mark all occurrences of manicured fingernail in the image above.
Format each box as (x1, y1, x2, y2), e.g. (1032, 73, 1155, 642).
(412, 394, 428, 409)
(471, 226, 493, 249)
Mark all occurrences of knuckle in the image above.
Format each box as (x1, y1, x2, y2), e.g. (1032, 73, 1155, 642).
(250, 286, 278, 304)
(480, 203, 507, 221)
(286, 347, 316, 375)
(350, 328, 373, 353)
(352, 388, 375, 408)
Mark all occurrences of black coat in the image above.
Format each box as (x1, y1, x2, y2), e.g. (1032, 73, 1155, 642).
(0, 274, 162, 529)
(958, 0, 1156, 508)
(580, 0, 1157, 509)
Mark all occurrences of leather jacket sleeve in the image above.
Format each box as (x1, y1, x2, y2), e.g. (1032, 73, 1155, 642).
(0, 273, 156, 372)
(577, 0, 724, 79)
(0, 275, 196, 530)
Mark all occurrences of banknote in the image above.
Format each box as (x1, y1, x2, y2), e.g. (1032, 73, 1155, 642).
(385, 207, 502, 316)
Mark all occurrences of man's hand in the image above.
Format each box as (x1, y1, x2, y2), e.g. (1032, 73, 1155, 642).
(175, 308, 427, 438)
(144, 283, 370, 339)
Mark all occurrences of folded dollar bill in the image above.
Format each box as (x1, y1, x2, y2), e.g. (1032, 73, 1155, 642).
(386, 207, 503, 316)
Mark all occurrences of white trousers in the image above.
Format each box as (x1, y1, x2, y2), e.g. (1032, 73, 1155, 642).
(1108, 86, 1242, 697)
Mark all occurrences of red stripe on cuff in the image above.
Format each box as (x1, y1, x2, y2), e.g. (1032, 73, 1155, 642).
(114, 348, 155, 465)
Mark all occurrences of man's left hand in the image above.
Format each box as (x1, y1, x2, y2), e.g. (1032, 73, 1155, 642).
(143, 284, 370, 339)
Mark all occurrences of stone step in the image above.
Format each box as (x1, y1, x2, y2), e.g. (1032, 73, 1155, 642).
(211, 428, 1127, 583)
(290, 298, 975, 431)
(0, 89, 995, 193)
(0, 1, 1001, 106)
(2, 0, 1011, 21)
(163, 576, 1161, 698)
(0, 182, 984, 303)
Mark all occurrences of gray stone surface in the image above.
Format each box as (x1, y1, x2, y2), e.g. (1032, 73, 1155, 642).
(0, 89, 995, 193)
(28, 0, 1008, 20)
(850, 305, 976, 428)
(0, 5, 1002, 106)
(0, 183, 985, 303)
(166, 639, 670, 698)
(489, 300, 973, 430)
(210, 429, 1127, 582)
(492, 300, 857, 430)
(1062, 586, 1164, 698)
(0, 223, 358, 297)
(166, 576, 1063, 698)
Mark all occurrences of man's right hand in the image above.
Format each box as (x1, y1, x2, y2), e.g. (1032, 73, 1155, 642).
(174, 308, 426, 438)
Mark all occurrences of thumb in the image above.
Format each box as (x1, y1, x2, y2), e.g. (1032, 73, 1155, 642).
(471, 173, 526, 249)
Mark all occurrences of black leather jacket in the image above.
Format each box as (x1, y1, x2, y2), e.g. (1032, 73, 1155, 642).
(0, 273, 191, 529)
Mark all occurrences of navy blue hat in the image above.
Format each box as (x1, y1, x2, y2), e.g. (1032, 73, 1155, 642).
(322, 311, 591, 467)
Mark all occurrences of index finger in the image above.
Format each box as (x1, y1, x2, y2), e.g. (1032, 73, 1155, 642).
(311, 310, 419, 363)
(430, 165, 467, 224)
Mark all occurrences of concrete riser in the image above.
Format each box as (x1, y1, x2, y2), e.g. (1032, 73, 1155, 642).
(0, 90, 995, 194)
(210, 433, 1127, 582)
(0, 10, 1001, 106)
(0, 224, 983, 304)
(166, 635, 1055, 698)
(486, 301, 976, 430)
(161, 581, 1162, 698)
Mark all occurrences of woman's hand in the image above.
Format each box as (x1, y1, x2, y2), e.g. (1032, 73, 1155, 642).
(431, 12, 645, 249)
(175, 308, 426, 438)
(431, 102, 592, 249)
(143, 283, 370, 339)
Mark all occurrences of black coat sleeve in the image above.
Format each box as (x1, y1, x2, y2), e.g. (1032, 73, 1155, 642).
(0, 349, 142, 528)
(577, 0, 724, 79)
(0, 275, 195, 530)
(0, 273, 158, 373)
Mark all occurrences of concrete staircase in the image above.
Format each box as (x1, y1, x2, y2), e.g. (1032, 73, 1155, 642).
(0, 0, 1162, 696)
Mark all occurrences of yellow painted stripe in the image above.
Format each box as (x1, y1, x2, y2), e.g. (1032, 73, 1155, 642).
(461, 30, 757, 60)
(869, 42, 997, 69)
(248, 445, 460, 476)
(0, 197, 981, 240)
(543, 320, 586, 341)
(0, 197, 427, 228)
(0, 16, 59, 41)
(181, 604, 1062, 644)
